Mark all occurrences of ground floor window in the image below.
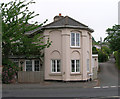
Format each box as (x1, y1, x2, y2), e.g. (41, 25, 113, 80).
(25, 60, 40, 71)
(87, 59, 89, 72)
(71, 60, 80, 73)
(51, 60, 61, 73)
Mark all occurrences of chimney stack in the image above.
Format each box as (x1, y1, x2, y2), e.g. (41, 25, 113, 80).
(54, 13, 63, 21)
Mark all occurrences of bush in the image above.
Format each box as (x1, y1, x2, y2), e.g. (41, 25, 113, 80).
(114, 51, 120, 69)
(102, 46, 111, 55)
(92, 47, 98, 54)
(98, 50, 109, 62)
(2, 59, 20, 84)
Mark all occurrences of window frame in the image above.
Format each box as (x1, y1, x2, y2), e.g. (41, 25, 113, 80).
(25, 60, 33, 71)
(70, 32, 80, 48)
(51, 59, 61, 73)
(25, 60, 40, 72)
(34, 60, 40, 71)
(87, 59, 90, 72)
(71, 60, 80, 73)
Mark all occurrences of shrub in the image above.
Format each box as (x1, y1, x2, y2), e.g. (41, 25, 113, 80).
(102, 46, 112, 55)
(2, 59, 20, 84)
(114, 51, 120, 69)
(98, 50, 109, 62)
(92, 47, 98, 54)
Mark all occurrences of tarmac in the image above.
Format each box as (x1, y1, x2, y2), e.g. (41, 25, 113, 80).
(2, 79, 99, 90)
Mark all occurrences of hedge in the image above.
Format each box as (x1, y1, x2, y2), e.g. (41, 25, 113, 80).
(114, 51, 120, 69)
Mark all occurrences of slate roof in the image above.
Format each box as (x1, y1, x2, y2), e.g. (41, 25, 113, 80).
(25, 15, 94, 35)
(43, 16, 94, 32)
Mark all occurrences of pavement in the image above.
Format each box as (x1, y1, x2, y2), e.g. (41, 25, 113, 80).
(2, 79, 98, 90)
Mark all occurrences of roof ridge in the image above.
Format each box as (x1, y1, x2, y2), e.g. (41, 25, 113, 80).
(64, 16, 88, 27)
(43, 16, 65, 27)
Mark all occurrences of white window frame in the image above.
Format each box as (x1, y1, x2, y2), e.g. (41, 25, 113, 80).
(25, 60, 40, 71)
(71, 60, 80, 73)
(25, 60, 33, 71)
(70, 32, 80, 47)
(51, 60, 61, 73)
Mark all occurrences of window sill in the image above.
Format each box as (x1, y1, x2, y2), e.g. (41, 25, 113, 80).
(49, 73, 62, 76)
(70, 73, 81, 75)
(70, 46, 81, 49)
(24, 71, 40, 72)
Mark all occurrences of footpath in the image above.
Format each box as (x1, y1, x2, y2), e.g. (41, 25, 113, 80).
(2, 80, 98, 90)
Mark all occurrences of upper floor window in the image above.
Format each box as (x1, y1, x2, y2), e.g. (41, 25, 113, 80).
(71, 33, 80, 47)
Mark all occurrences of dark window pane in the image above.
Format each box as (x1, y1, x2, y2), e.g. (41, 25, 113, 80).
(76, 60, 80, 72)
(52, 60, 56, 72)
(71, 60, 75, 72)
(35, 60, 40, 71)
(76, 33, 80, 46)
(71, 33, 75, 46)
(26, 60, 32, 71)
(57, 60, 60, 72)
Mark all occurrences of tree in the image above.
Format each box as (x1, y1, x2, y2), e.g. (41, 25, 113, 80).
(104, 25, 120, 52)
(102, 46, 111, 55)
(1, 0, 51, 60)
(104, 24, 120, 68)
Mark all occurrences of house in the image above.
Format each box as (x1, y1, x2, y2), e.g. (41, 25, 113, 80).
(10, 14, 98, 82)
(43, 14, 94, 81)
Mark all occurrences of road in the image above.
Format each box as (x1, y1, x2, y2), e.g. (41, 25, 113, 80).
(2, 57, 120, 99)
(98, 57, 119, 87)
(2, 87, 119, 98)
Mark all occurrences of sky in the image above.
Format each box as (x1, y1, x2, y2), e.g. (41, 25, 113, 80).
(1, 0, 119, 41)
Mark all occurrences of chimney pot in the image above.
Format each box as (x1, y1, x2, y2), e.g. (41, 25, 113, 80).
(53, 13, 63, 21)
(59, 13, 61, 16)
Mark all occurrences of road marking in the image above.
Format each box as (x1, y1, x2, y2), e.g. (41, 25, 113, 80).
(93, 85, 119, 89)
(110, 86, 117, 88)
(102, 86, 109, 88)
(94, 87, 101, 88)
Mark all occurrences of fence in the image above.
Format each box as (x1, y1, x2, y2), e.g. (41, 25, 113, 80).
(18, 71, 44, 83)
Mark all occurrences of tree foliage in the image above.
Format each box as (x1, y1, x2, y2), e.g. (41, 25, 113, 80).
(98, 50, 108, 62)
(1, 0, 51, 59)
(104, 24, 120, 68)
(104, 25, 120, 52)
